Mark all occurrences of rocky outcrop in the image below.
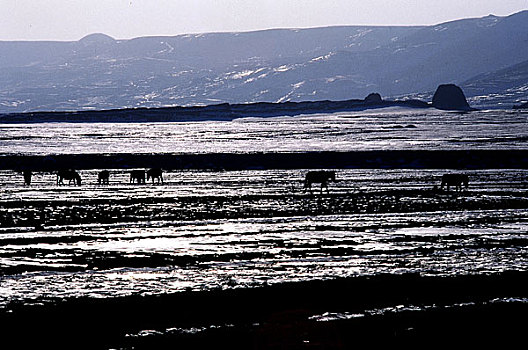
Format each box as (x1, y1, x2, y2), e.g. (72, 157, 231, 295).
(364, 93, 383, 104)
(432, 84, 472, 111)
(513, 102, 528, 109)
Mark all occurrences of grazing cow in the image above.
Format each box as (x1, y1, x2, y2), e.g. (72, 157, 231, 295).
(304, 170, 336, 193)
(441, 174, 469, 192)
(57, 170, 82, 186)
(23, 170, 32, 186)
(98, 170, 110, 185)
(130, 170, 146, 184)
(146, 168, 163, 184)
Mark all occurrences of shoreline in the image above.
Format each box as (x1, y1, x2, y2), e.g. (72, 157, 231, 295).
(1, 150, 528, 171)
(0, 99, 432, 123)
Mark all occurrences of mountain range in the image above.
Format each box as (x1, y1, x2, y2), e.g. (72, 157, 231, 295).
(1, 10, 527, 113)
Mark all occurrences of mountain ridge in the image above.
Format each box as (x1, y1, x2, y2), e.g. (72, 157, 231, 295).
(1, 11, 527, 113)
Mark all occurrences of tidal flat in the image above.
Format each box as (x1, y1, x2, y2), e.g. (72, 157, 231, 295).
(1, 109, 527, 348)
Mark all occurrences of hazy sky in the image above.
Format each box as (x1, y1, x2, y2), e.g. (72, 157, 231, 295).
(1, 0, 527, 41)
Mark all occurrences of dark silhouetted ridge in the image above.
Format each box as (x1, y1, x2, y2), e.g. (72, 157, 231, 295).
(0, 97, 431, 123)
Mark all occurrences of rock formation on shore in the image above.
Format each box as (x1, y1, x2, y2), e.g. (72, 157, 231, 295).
(432, 84, 472, 111)
(513, 102, 528, 109)
(364, 93, 383, 104)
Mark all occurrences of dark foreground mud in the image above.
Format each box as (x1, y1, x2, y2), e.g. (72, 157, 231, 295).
(1, 272, 526, 349)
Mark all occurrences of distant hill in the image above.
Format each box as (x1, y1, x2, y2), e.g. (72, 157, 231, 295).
(462, 59, 528, 108)
(1, 11, 527, 113)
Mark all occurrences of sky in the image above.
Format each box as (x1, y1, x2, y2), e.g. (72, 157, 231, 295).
(1, 0, 527, 41)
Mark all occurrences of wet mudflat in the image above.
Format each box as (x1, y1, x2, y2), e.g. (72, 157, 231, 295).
(1, 168, 527, 348)
(1, 109, 528, 156)
(1, 108, 528, 348)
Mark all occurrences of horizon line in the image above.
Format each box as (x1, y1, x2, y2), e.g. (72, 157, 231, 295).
(1, 10, 523, 43)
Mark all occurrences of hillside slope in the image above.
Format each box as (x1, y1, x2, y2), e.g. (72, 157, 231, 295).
(1, 11, 527, 113)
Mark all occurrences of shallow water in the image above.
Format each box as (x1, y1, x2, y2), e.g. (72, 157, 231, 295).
(1, 111, 528, 346)
(1, 168, 527, 307)
(1, 109, 527, 155)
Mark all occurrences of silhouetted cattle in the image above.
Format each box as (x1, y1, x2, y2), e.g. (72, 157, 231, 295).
(304, 170, 336, 193)
(98, 170, 110, 185)
(441, 174, 468, 192)
(146, 168, 163, 184)
(130, 170, 146, 184)
(57, 170, 82, 186)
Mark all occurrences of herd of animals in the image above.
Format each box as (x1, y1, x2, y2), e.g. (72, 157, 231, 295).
(21, 168, 164, 186)
(303, 171, 468, 192)
(16, 169, 470, 192)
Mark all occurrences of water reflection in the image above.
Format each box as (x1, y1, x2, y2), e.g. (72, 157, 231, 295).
(1, 109, 527, 155)
(1, 167, 528, 307)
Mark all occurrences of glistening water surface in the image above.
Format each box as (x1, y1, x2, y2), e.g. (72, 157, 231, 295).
(1, 109, 528, 346)
(1, 168, 527, 307)
(1, 109, 527, 155)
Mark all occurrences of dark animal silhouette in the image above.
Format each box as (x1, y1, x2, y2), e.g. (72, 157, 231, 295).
(57, 170, 82, 186)
(130, 170, 146, 184)
(98, 170, 110, 185)
(304, 170, 336, 193)
(23, 170, 32, 186)
(146, 168, 163, 184)
(441, 174, 468, 192)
